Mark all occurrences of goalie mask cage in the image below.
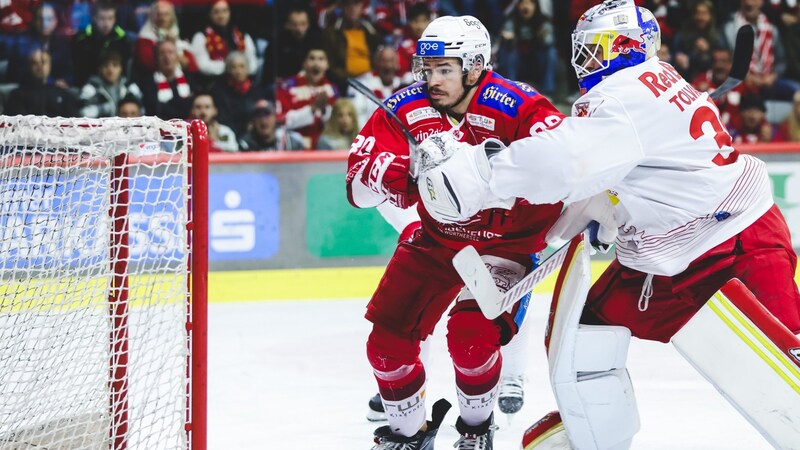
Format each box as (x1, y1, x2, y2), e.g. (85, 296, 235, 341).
(0, 116, 208, 450)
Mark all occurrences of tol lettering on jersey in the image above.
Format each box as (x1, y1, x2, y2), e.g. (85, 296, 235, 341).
(637, 62, 703, 112)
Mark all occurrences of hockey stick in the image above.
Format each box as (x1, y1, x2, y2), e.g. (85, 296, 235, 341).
(347, 78, 421, 177)
(709, 25, 754, 100)
(453, 239, 574, 320)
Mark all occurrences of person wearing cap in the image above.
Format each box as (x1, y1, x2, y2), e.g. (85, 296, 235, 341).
(238, 101, 306, 151)
(729, 93, 774, 144)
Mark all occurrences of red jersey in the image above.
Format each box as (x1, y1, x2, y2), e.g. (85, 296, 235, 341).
(276, 73, 339, 148)
(346, 71, 565, 254)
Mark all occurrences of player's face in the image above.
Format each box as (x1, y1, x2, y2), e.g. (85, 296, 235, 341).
(579, 44, 605, 72)
(423, 58, 464, 110)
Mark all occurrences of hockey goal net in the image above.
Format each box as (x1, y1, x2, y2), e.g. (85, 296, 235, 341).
(0, 116, 208, 450)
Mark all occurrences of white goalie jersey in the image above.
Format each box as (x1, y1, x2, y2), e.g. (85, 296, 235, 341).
(490, 57, 774, 276)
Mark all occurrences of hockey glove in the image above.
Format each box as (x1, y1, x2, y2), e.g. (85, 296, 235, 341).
(545, 191, 619, 253)
(417, 133, 513, 224)
(362, 152, 417, 209)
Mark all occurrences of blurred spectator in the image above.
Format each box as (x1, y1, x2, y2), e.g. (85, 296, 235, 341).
(262, 6, 323, 88)
(138, 39, 198, 120)
(439, 0, 506, 36)
(729, 93, 774, 143)
(641, 0, 686, 41)
(322, 0, 381, 92)
(238, 101, 306, 151)
(672, 0, 727, 80)
(117, 95, 143, 117)
(691, 47, 755, 128)
(723, 0, 800, 100)
(352, 46, 407, 126)
(4, 2, 73, 87)
(372, 0, 438, 37)
(72, 1, 133, 87)
(134, 0, 198, 76)
(211, 51, 267, 137)
(396, 3, 432, 76)
(497, 0, 558, 96)
(5, 49, 79, 117)
(190, 93, 238, 152)
(276, 47, 339, 149)
(769, 0, 800, 83)
(190, 0, 258, 82)
(317, 98, 358, 150)
(80, 49, 143, 118)
(775, 89, 800, 141)
(0, 0, 38, 34)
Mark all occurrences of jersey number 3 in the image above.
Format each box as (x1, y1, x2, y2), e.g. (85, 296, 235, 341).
(689, 102, 738, 166)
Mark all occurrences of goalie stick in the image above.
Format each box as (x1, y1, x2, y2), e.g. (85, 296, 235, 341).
(347, 78, 421, 177)
(452, 25, 755, 321)
(709, 25, 754, 100)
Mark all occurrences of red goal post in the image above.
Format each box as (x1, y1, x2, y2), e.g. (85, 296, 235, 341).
(0, 116, 208, 450)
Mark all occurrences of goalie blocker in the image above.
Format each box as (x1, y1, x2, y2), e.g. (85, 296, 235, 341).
(524, 238, 800, 449)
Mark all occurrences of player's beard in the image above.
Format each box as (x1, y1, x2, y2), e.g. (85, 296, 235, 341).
(428, 85, 464, 113)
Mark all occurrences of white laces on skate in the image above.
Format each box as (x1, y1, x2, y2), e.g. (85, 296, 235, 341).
(452, 424, 499, 450)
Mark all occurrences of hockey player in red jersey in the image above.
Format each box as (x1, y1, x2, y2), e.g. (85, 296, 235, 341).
(345, 15, 565, 450)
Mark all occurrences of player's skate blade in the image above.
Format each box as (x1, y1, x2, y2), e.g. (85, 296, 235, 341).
(367, 393, 387, 422)
(498, 375, 524, 420)
(371, 398, 451, 450)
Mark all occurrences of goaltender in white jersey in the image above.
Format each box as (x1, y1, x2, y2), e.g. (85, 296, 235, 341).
(415, 1, 800, 448)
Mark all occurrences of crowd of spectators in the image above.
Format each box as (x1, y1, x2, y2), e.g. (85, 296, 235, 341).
(0, 0, 798, 151)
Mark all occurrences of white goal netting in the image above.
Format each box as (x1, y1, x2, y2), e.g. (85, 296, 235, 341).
(0, 116, 204, 450)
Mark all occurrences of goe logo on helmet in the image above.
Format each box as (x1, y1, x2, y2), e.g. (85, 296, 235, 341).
(417, 41, 444, 56)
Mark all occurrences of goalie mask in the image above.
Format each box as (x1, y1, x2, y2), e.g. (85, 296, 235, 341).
(572, 0, 660, 93)
(412, 15, 492, 83)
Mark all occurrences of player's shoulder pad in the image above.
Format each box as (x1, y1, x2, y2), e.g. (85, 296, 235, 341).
(383, 82, 428, 114)
(476, 72, 541, 118)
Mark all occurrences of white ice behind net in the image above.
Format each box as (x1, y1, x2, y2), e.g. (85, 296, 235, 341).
(0, 116, 192, 450)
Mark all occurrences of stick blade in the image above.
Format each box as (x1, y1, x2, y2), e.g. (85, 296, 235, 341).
(730, 25, 755, 81)
(452, 245, 504, 319)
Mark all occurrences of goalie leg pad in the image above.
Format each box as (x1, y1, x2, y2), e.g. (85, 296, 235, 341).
(672, 278, 800, 449)
(547, 236, 640, 450)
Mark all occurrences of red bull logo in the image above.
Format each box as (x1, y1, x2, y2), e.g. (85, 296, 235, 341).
(611, 34, 646, 55)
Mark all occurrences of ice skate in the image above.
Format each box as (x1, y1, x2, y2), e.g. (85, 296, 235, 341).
(453, 413, 498, 450)
(367, 393, 387, 422)
(371, 398, 451, 450)
(497, 375, 524, 422)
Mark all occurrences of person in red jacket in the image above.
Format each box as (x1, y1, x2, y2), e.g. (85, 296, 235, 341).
(346, 15, 564, 450)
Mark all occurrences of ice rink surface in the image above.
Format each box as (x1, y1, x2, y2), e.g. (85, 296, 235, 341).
(208, 294, 773, 450)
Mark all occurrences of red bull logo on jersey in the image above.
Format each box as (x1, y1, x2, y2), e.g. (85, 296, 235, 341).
(611, 34, 646, 55)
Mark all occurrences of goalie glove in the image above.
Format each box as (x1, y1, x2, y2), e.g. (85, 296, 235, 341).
(417, 133, 514, 224)
(545, 191, 619, 253)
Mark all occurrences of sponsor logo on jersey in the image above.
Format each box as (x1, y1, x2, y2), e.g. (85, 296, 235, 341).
(416, 127, 444, 142)
(575, 102, 590, 117)
(450, 128, 464, 140)
(385, 84, 426, 112)
(416, 40, 445, 56)
(406, 107, 440, 124)
(790, 347, 800, 363)
(477, 84, 522, 118)
(466, 113, 496, 131)
(512, 81, 538, 97)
